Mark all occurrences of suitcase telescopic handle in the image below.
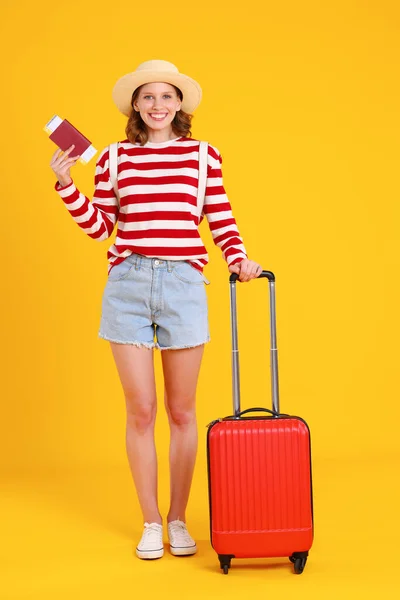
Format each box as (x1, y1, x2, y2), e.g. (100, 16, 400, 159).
(229, 270, 280, 417)
(229, 271, 275, 283)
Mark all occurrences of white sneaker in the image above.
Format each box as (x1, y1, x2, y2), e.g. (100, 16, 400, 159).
(136, 522, 164, 560)
(167, 520, 197, 556)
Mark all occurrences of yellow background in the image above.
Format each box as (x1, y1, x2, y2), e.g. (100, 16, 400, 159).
(1, 0, 400, 597)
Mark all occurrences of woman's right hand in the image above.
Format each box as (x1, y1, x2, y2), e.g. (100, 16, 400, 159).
(50, 144, 80, 187)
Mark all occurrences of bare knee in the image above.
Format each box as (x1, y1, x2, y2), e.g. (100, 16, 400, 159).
(166, 398, 196, 428)
(125, 393, 156, 434)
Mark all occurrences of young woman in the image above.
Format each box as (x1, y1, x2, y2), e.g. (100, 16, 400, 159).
(50, 60, 262, 560)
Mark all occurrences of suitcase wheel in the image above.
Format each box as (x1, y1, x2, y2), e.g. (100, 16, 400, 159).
(218, 554, 234, 575)
(289, 552, 308, 574)
(294, 557, 306, 574)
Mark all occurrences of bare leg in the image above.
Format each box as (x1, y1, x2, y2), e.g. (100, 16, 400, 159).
(161, 345, 204, 523)
(109, 343, 161, 525)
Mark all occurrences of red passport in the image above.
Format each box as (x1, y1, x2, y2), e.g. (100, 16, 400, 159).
(44, 115, 97, 164)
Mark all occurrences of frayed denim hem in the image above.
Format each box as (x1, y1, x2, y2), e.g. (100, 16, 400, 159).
(98, 333, 155, 349)
(156, 337, 211, 351)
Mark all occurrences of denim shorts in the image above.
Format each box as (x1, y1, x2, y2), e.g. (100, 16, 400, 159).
(98, 253, 211, 350)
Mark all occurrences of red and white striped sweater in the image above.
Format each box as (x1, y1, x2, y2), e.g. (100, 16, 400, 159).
(55, 136, 247, 274)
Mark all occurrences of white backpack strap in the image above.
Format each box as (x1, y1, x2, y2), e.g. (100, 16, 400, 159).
(108, 143, 120, 206)
(196, 141, 208, 220)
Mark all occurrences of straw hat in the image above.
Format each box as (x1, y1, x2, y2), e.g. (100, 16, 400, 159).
(112, 60, 202, 116)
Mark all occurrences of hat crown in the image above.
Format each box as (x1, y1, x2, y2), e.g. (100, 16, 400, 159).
(136, 60, 179, 74)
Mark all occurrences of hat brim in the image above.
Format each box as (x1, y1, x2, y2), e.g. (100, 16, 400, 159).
(112, 70, 202, 116)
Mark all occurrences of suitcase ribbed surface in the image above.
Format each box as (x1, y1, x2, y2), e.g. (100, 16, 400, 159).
(208, 417, 313, 558)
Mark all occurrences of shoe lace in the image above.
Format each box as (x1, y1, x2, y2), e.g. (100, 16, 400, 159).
(169, 520, 192, 544)
(142, 522, 162, 543)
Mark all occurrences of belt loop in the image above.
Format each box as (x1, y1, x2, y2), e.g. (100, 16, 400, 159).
(135, 255, 141, 271)
(167, 260, 173, 273)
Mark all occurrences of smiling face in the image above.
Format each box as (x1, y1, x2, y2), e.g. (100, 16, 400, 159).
(133, 82, 182, 133)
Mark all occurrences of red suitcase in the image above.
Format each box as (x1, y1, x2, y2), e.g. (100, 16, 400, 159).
(207, 271, 314, 575)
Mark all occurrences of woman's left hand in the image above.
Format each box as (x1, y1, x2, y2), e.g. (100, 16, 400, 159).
(228, 259, 263, 282)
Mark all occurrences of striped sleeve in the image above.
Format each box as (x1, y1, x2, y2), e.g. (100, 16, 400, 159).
(203, 145, 247, 266)
(54, 146, 119, 241)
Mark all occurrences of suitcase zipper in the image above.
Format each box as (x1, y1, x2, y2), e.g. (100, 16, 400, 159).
(206, 419, 222, 428)
(206, 416, 241, 427)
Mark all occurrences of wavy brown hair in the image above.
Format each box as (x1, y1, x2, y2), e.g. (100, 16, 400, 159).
(125, 85, 193, 146)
